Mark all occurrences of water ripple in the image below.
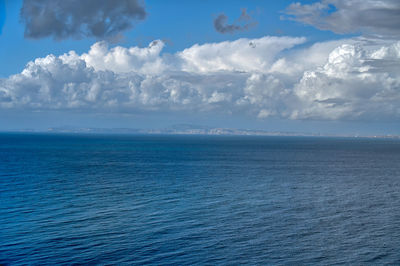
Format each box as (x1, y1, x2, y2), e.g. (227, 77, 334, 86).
(1, 134, 400, 265)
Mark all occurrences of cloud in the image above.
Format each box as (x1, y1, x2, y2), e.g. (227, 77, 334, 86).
(81, 40, 166, 74)
(283, 0, 400, 37)
(214, 8, 257, 34)
(177, 36, 305, 73)
(1, 36, 400, 121)
(20, 0, 146, 40)
(292, 41, 400, 120)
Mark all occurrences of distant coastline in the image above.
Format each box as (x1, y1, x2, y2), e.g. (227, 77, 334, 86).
(1, 124, 399, 139)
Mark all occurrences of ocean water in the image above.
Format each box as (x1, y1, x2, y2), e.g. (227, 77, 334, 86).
(1, 134, 400, 265)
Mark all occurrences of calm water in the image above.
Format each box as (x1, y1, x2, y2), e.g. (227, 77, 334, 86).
(1, 134, 400, 265)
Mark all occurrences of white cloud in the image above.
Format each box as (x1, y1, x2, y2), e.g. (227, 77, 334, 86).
(178, 36, 305, 73)
(1, 36, 400, 121)
(81, 40, 166, 74)
(293, 41, 400, 119)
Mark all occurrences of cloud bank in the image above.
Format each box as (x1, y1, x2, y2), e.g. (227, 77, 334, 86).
(283, 0, 400, 37)
(1, 36, 400, 121)
(214, 9, 256, 34)
(20, 0, 146, 40)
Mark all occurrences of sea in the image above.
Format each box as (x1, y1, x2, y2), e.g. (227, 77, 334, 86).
(1, 133, 400, 265)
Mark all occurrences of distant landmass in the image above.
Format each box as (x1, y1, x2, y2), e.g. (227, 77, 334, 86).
(31, 124, 324, 136)
(7, 124, 400, 139)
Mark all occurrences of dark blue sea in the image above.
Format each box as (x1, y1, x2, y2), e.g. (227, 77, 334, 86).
(1, 134, 400, 265)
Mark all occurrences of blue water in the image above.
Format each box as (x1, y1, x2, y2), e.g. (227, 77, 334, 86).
(1, 134, 400, 265)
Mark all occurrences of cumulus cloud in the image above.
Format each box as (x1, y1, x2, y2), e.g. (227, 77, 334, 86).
(81, 40, 166, 74)
(20, 0, 146, 40)
(177, 36, 305, 73)
(293, 41, 400, 120)
(214, 8, 257, 34)
(283, 0, 400, 37)
(1, 36, 400, 121)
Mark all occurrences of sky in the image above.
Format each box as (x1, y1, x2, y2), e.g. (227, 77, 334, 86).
(0, 0, 400, 135)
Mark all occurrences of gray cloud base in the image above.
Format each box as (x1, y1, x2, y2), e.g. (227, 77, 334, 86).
(20, 0, 146, 40)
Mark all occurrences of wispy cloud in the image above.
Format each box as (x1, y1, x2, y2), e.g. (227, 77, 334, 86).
(214, 8, 257, 34)
(20, 0, 146, 40)
(282, 0, 400, 37)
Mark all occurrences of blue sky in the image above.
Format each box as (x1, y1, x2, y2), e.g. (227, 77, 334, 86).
(0, 0, 400, 134)
(0, 0, 342, 77)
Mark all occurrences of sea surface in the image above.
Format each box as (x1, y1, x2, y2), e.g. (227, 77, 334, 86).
(1, 133, 400, 265)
